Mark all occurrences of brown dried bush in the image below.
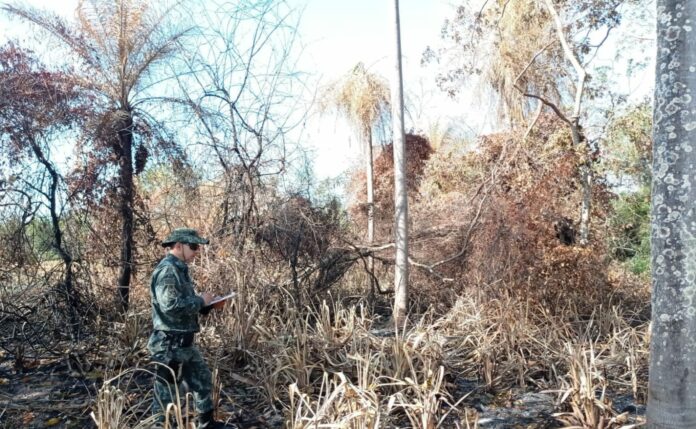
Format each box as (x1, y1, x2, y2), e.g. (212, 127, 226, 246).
(349, 133, 433, 242)
(408, 115, 613, 313)
(254, 195, 349, 306)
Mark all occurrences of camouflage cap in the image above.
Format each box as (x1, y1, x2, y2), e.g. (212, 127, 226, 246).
(161, 228, 210, 247)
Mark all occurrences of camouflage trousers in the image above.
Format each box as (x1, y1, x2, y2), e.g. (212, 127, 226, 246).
(147, 330, 214, 419)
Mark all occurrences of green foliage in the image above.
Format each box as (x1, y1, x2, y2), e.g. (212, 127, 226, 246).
(607, 186, 651, 276)
(601, 101, 653, 188)
(601, 102, 652, 276)
(0, 216, 60, 264)
(26, 217, 58, 261)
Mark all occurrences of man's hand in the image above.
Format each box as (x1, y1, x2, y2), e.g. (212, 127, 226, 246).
(212, 299, 226, 310)
(200, 292, 214, 306)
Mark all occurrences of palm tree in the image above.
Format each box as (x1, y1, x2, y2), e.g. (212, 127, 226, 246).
(321, 63, 390, 296)
(391, 0, 408, 325)
(646, 0, 696, 426)
(3, 0, 189, 311)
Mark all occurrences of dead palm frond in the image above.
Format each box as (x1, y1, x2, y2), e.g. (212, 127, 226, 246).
(319, 62, 390, 142)
(3, 0, 190, 105)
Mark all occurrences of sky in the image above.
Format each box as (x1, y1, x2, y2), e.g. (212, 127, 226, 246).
(292, 0, 656, 181)
(293, 0, 453, 78)
(1, 0, 655, 183)
(1, 0, 470, 181)
(288, 0, 475, 180)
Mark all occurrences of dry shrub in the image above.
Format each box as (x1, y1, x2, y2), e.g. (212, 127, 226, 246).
(436, 293, 568, 390)
(254, 195, 348, 305)
(271, 302, 454, 427)
(433, 290, 649, 409)
(289, 372, 380, 427)
(349, 133, 433, 241)
(249, 289, 646, 426)
(255, 196, 340, 268)
(409, 115, 613, 312)
(553, 342, 636, 429)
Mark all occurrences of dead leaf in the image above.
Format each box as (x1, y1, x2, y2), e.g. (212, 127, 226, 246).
(22, 411, 35, 425)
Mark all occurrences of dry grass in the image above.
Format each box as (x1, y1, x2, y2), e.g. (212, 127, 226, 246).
(84, 272, 648, 428)
(90, 366, 195, 429)
(0, 238, 648, 428)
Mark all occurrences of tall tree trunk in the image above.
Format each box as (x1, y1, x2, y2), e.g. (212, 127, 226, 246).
(391, 0, 409, 325)
(571, 123, 592, 246)
(578, 161, 592, 246)
(647, 1, 696, 426)
(366, 132, 376, 299)
(543, 0, 591, 246)
(48, 164, 77, 339)
(366, 132, 375, 244)
(117, 112, 135, 312)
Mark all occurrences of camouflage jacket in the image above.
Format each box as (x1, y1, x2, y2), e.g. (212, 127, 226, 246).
(150, 254, 205, 333)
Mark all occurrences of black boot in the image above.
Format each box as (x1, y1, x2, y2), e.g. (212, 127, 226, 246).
(197, 410, 227, 429)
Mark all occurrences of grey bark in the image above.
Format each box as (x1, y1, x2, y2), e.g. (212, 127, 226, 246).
(572, 124, 592, 247)
(366, 132, 376, 297)
(391, 0, 409, 324)
(647, 1, 696, 427)
(543, 0, 591, 246)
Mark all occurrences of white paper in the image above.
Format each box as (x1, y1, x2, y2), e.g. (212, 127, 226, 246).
(209, 292, 236, 305)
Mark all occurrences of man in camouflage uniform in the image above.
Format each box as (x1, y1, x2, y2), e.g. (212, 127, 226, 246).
(148, 228, 227, 429)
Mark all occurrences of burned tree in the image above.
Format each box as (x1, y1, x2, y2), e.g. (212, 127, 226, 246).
(0, 42, 89, 337)
(3, 0, 190, 311)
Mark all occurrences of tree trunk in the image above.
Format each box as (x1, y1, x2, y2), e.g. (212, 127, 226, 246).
(48, 165, 77, 339)
(571, 123, 592, 246)
(117, 112, 135, 312)
(366, 131, 376, 299)
(366, 132, 375, 244)
(391, 0, 409, 326)
(647, 1, 696, 426)
(578, 163, 592, 246)
(28, 136, 78, 338)
(544, 0, 591, 246)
